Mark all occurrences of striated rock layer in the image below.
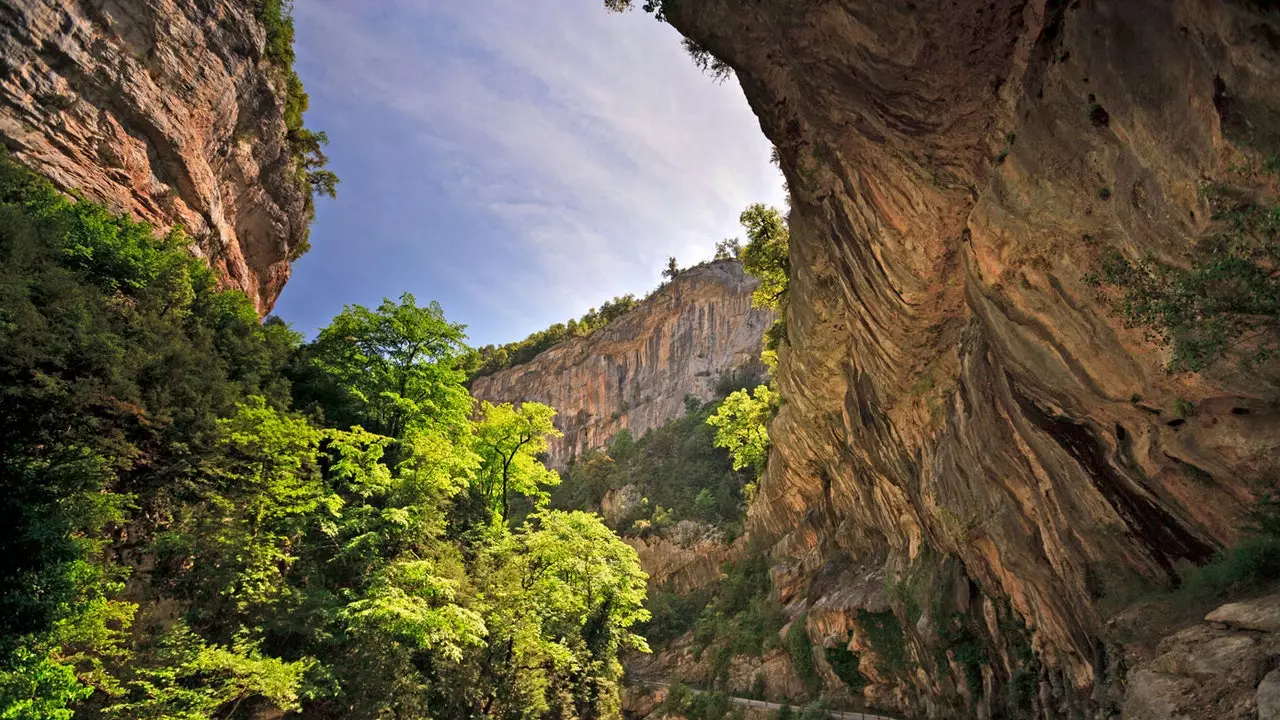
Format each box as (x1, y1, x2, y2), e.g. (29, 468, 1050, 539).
(653, 1, 1280, 718)
(0, 0, 308, 313)
(472, 260, 773, 469)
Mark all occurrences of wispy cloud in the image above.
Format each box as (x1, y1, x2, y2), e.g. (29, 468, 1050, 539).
(279, 0, 784, 345)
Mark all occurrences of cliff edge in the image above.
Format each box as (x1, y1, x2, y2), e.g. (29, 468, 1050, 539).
(0, 0, 310, 313)
(472, 260, 773, 468)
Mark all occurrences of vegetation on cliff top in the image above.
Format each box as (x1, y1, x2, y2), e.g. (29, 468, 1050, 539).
(0, 153, 648, 719)
(256, 0, 338, 258)
(470, 294, 642, 379)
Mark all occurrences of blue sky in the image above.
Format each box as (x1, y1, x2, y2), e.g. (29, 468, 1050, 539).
(272, 0, 785, 347)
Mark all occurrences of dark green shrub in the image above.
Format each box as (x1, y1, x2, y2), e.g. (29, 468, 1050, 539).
(1087, 183, 1279, 373)
(824, 644, 867, 693)
(785, 615, 821, 696)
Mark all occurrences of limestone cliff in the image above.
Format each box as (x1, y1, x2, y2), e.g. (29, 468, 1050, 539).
(471, 260, 773, 468)
(647, 1, 1280, 718)
(0, 0, 309, 313)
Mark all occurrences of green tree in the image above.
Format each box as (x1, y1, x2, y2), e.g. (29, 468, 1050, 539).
(738, 205, 789, 310)
(472, 511, 650, 718)
(294, 293, 472, 439)
(706, 385, 777, 474)
(663, 256, 680, 281)
(474, 401, 562, 522)
(714, 238, 742, 260)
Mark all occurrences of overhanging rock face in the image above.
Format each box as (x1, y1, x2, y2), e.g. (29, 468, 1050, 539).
(0, 0, 309, 313)
(471, 260, 773, 469)
(651, 1, 1280, 716)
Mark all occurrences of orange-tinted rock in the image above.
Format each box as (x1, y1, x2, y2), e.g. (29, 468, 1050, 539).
(471, 260, 773, 468)
(653, 1, 1280, 716)
(0, 0, 309, 313)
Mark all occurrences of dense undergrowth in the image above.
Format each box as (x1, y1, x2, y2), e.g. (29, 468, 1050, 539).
(0, 152, 648, 720)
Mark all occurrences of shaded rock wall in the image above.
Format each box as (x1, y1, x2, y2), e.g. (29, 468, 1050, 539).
(471, 260, 773, 468)
(0, 0, 309, 313)
(653, 1, 1280, 717)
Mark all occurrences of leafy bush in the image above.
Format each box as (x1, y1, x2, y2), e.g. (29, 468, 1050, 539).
(255, 0, 338, 223)
(1087, 181, 1278, 373)
(1179, 491, 1280, 598)
(824, 643, 867, 693)
(553, 396, 753, 531)
(785, 615, 821, 696)
(856, 610, 907, 673)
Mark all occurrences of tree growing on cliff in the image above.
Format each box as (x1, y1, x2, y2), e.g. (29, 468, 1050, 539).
(715, 238, 742, 260)
(706, 384, 778, 475)
(662, 256, 680, 282)
(1087, 176, 1279, 374)
(739, 204, 790, 311)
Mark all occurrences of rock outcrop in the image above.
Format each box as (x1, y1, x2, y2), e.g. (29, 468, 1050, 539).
(0, 0, 309, 313)
(471, 260, 773, 468)
(648, 1, 1280, 717)
(1120, 593, 1280, 720)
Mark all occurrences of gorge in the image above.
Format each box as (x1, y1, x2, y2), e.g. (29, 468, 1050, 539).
(0, 0, 1278, 719)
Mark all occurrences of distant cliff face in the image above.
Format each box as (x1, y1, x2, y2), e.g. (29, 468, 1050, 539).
(654, 1, 1280, 718)
(471, 260, 773, 468)
(0, 0, 308, 313)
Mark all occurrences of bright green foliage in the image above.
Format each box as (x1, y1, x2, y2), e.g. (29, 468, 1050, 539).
(103, 625, 314, 720)
(474, 401, 562, 522)
(459, 511, 649, 719)
(471, 295, 640, 378)
(340, 560, 486, 662)
(1088, 184, 1279, 373)
(738, 204, 790, 311)
(706, 384, 777, 474)
(0, 649, 92, 720)
(735, 204, 790, 370)
(0, 153, 646, 719)
(0, 151, 298, 718)
(554, 393, 756, 535)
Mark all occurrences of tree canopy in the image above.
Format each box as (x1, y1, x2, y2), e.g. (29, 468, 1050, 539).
(0, 152, 647, 720)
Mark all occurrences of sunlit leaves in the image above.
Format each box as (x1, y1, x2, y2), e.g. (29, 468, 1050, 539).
(706, 385, 777, 474)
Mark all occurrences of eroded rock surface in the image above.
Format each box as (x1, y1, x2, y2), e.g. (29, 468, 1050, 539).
(650, 0, 1280, 717)
(0, 0, 309, 313)
(472, 260, 773, 468)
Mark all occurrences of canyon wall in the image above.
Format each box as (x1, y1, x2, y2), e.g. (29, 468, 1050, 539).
(472, 260, 773, 468)
(0, 0, 309, 313)
(649, 1, 1280, 718)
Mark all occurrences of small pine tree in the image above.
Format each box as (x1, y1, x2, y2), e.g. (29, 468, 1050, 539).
(662, 256, 680, 281)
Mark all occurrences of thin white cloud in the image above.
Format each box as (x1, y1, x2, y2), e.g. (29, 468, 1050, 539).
(292, 0, 784, 343)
